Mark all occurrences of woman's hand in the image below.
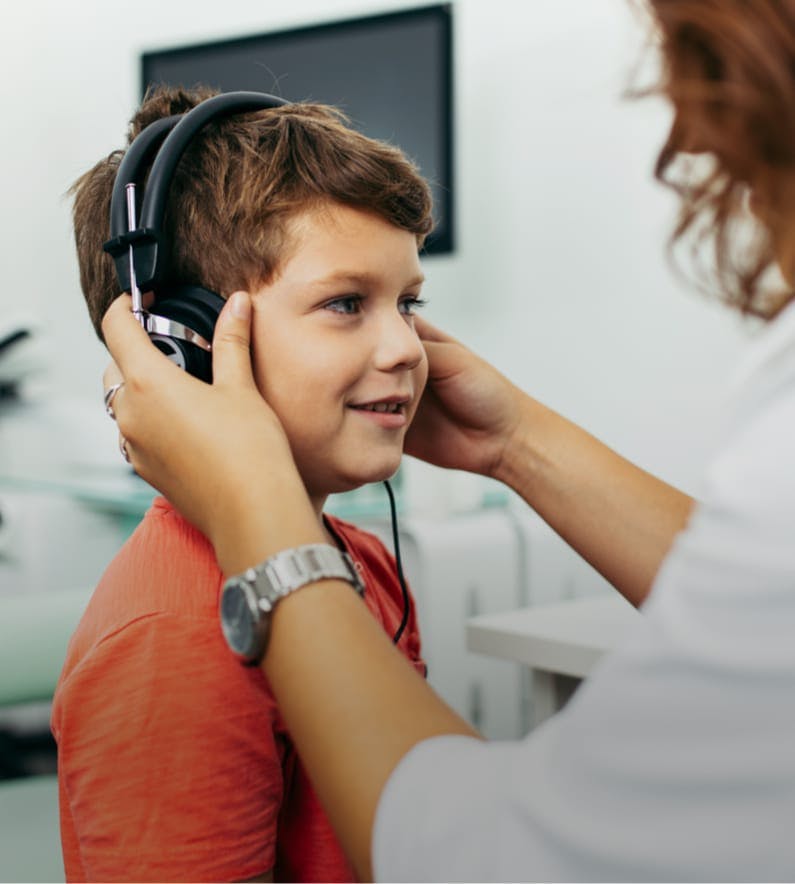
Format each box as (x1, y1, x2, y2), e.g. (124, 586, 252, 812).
(405, 316, 527, 480)
(101, 292, 318, 572)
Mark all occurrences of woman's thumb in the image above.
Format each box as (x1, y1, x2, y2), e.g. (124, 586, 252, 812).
(212, 291, 255, 388)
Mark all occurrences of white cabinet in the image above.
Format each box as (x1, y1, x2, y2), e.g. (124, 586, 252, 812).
(357, 508, 528, 739)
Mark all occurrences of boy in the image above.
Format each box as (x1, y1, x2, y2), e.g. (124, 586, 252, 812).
(52, 86, 432, 883)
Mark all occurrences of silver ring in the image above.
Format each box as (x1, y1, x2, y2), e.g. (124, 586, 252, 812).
(119, 434, 131, 464)
(104, 382, 124, 420)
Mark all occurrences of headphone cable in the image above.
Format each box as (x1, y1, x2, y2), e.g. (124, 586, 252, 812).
(384, 479, 410, 645)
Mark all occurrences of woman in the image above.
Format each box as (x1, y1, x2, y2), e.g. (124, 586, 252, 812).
(100, 1, 795, 879)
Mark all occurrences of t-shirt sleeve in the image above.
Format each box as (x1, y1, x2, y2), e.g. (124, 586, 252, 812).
(54, 613, 283, 883)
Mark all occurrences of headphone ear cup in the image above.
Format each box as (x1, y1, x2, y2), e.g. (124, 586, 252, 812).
(148, 286, 225, 382)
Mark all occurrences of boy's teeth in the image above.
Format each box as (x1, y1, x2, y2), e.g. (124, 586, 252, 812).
(362, 402, 398, 413)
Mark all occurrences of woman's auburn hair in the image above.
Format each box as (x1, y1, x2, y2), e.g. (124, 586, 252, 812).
(640, 0, 795, 318)
(72, 85, 434, 339)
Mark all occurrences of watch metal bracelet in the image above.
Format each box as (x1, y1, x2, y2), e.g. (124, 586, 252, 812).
(254, 543, 366, 605)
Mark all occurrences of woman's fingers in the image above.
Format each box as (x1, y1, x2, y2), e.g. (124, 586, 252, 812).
(101, 294, 182, 382)
(102, 359, 123, 392)
(99, 290, 261, 476)
(210, 291, 257, 391)
(118, 431, 132, 464)
(102, 291, 257, 396)
(413, 314, 460, 345)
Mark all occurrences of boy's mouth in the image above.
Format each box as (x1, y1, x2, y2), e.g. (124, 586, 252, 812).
(350, 401, 405, 414)
(348, 396, 411, 424)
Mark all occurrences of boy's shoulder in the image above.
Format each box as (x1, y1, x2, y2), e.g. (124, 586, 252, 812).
(324, 513, 394, 567)
(69, 497, 223, 655)
(324, 513, 405, 601)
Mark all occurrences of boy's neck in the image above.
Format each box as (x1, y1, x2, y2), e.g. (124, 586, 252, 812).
(309, 493, 334, 543)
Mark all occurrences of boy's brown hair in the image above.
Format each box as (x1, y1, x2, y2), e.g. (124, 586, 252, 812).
(72, 85, 434, 338)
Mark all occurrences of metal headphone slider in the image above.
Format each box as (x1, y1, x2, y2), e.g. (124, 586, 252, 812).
(102, 227, 159, 297)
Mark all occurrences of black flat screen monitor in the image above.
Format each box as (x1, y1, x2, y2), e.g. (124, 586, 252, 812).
(141, 4, 454, 255)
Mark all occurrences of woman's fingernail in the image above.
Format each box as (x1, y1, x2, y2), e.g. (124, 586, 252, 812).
(230, 292, 250, 320)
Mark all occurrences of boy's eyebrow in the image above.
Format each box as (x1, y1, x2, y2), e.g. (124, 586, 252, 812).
(310, 270, 426, 289)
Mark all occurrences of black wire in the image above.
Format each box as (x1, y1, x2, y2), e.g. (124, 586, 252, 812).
(384, 479, 410, 645)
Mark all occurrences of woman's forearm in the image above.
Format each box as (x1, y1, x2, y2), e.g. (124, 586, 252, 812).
(212, 495, 479, 883)
(495, 395, 694, 606)
(262, 579, 479, 881)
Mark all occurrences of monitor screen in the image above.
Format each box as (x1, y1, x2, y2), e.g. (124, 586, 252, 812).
(141, 4, 454, 254)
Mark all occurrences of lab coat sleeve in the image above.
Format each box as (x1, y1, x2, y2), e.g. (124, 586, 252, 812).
(373, 574, 795, 883)
(373, 733, 534, 883)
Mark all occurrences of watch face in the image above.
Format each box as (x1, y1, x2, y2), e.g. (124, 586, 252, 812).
(220, 582, 260, 661)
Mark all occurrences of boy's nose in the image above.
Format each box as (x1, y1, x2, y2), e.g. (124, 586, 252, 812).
(373, 310, 425, 372)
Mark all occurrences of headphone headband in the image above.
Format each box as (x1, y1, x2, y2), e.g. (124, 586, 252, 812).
(104, 91, 289, 295)
(104, 115, 180, 293)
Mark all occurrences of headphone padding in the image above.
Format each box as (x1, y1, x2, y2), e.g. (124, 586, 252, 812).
(148, 286, 226, 382)
(151, 286, 225, 339)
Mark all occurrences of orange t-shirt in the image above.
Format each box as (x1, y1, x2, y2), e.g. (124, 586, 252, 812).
(51, 497, 424, 883)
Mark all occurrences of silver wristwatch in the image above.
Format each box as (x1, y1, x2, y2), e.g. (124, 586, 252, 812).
(220, 543, 366, 663)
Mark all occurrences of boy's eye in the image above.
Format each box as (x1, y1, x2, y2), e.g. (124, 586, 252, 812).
(399, 296, 428, 316)
(325, 296, 363, 315)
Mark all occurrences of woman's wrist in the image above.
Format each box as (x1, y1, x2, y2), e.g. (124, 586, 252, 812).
(211, 469, 325, 576)
(490, 393, 545, 497)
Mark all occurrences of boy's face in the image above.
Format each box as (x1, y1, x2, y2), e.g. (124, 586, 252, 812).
(249, 202, 428, 502)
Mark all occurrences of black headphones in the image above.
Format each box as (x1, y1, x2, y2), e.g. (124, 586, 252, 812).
(103, 91, 289, 382)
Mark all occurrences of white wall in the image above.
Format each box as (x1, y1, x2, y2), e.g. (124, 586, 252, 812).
(0, 0, 754, 504)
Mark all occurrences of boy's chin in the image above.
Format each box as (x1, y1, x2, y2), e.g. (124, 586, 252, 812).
(324, 462, 403, 496)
